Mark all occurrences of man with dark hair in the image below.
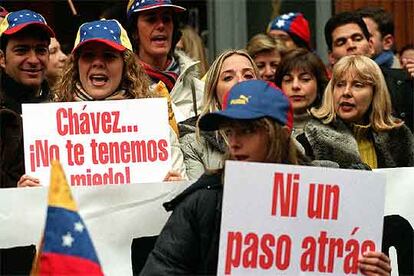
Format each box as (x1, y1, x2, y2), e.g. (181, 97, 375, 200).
(356, 7, 401, 69)
(324, 11, 414, 131)
(0, 9, 55, 275)
(0, 9, 54, 189)
(324, 11, 373, 66)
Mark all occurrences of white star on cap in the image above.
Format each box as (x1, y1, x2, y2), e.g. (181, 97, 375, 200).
(280, 14, 290, 20)
(276, 19, 285, 28)
(96, 24, 100, 28)
(74, 221, 84, 233)
(62, 232, 74, 247)
(104, 26, 108, 30)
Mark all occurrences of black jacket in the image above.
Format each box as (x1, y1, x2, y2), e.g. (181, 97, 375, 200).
(0, 71, 51, 188)
(381, 67, 414, 131)
(140, 173, 223, 275)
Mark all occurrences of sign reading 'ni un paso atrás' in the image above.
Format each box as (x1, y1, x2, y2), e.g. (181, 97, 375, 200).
(218, 161, 385, 276)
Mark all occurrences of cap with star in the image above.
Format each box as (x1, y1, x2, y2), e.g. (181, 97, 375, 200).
(72, 19, 132, 53)
(0, 9, 55, 38)
(127, 0, 186, 20)
(267, 12, 311, 49)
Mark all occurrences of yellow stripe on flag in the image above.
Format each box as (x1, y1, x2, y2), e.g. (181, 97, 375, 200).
(48, 161, 77, 211)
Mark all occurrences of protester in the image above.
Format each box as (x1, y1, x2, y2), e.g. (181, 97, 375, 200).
(17, 19, 186, 187)
(356, 7, 401, 69)
(298, 55, 414, 169)
(141, 79, 391, 275)
(246, 33, 287, 81)
(126, 0, 204, 122)
(179, 49, 259, 180)
(274, 48, 328, 137)
(324, 11, 414, 131)
(45, 37, 68, 87)
(176, 25, 209, 76)
(0, 9, 54, 188)
(267, 12, 311, 50)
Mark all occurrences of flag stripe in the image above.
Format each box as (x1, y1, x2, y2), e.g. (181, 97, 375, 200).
(39, 252, 103, 275)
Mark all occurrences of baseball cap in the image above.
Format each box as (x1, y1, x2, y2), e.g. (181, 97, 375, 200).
(199, 80, 293, 131)
(267, 12, 311, 49)
(127, 0, 186, 19)
(0, 9, 54, 38)
(72, 19, 132, 53)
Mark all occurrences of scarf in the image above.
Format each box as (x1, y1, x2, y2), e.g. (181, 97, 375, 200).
(140, 57, 180, 92)
(374, 50, 394, 68)
(73, 82, 127, 101)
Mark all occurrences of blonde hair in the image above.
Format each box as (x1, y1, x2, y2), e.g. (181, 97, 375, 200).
(245, 33, 288, 59)
(178, 25, 209, 76)
(311, 55, 402, 131)
(54, 49, 152, 101)
(200, 49, 259, 117)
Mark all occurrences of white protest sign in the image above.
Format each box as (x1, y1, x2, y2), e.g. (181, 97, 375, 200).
(22, 99, 171, 186)
(218, 161, 385, 275)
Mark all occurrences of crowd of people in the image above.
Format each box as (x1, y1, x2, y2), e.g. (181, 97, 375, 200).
(0, 0, 413, 275)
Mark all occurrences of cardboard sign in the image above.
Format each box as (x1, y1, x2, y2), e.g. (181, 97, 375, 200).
(22, 99, 171, 186)
(218, 161, 386, 275)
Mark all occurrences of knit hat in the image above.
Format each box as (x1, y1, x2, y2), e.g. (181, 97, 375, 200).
(127, 0, 186, 20)
(0, 9, 54, 38)
(267, 12, 311, 49)
(72, 19, 132, 53)
(199, 80, 293, 131)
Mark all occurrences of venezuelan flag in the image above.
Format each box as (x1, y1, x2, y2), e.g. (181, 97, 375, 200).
(31, 161, 104, 275)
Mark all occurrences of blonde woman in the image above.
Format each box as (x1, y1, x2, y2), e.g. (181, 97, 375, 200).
(297, 55, 414, 168)
(246, 33, 287, 81)
(179, 49, 259, 179)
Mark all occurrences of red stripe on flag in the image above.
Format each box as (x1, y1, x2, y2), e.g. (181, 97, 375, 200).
(39, 252, 103, 275)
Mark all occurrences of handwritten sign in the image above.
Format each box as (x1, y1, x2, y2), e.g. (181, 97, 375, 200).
(218, 161, 385, 275)
(22, 99, 171, 186)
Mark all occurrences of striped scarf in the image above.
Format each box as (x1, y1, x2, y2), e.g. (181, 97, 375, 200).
(73, 82, 127, 101)
(140, 57, 180, 92)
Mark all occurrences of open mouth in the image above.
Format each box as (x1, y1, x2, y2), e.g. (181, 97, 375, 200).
(89, 74, 108, 86)
(151, 35, 167, 43)
(22, 68, 42, 73)
(339, 102, 355, 111)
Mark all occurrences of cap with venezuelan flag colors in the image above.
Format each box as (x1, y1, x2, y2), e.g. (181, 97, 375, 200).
(127, 0, 186, 20)
(72, 19, 132, 53)
(0, 9, 54, 38)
